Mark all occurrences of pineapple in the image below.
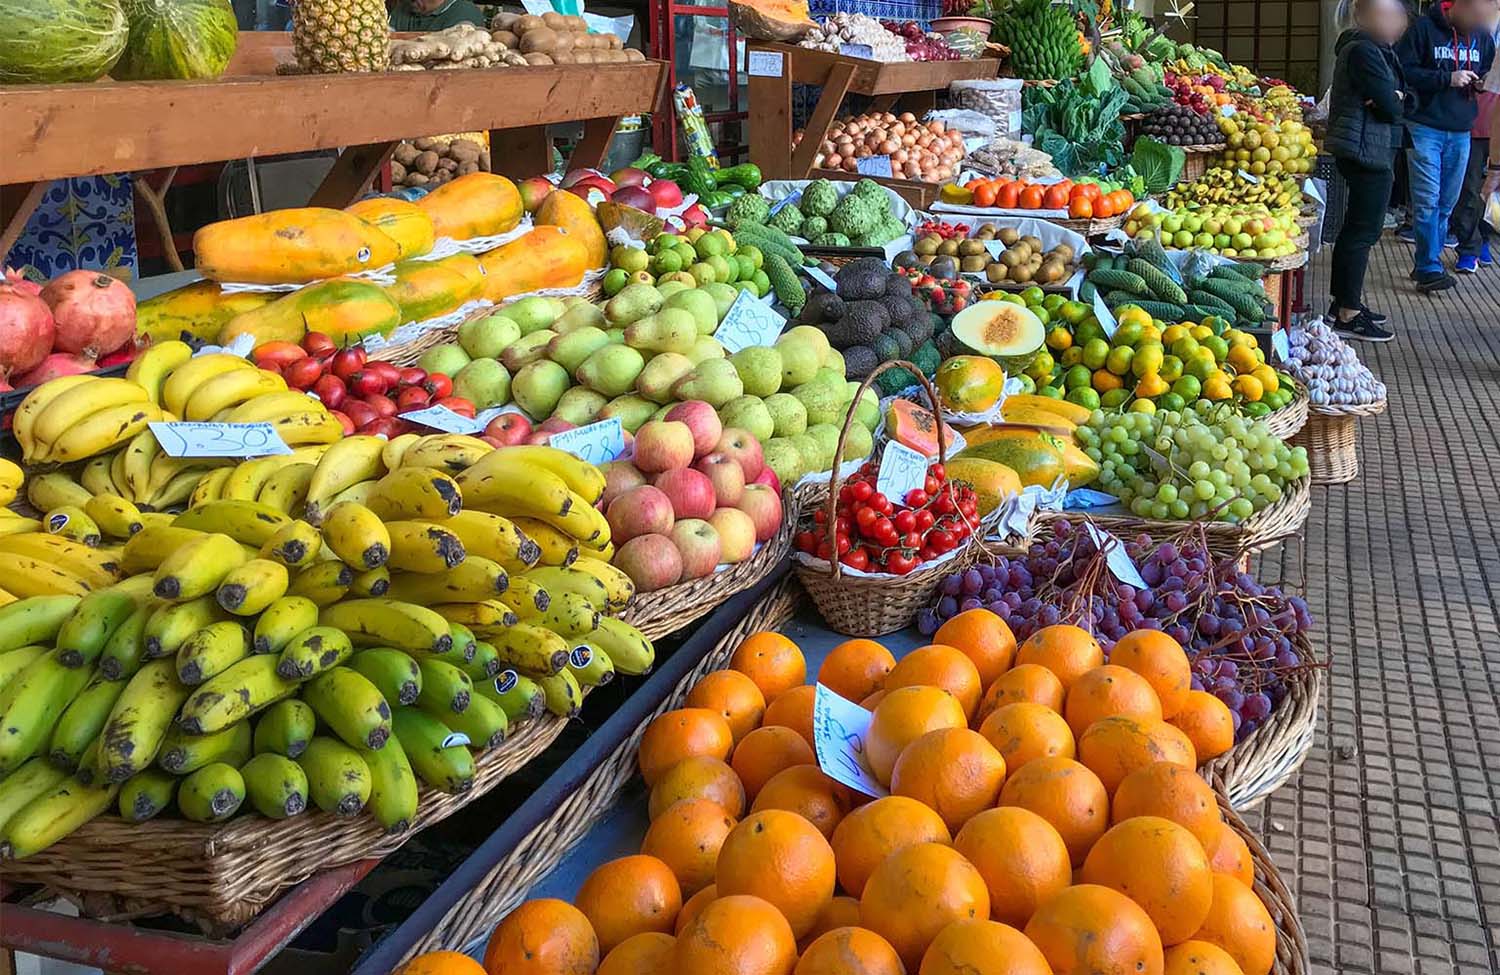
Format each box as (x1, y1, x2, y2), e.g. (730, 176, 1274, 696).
(291, 0, 391, 74)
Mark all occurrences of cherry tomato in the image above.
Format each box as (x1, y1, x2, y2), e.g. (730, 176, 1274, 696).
(924, 476, 942, 495)
(914, 509, 936, 531)
(855, 507, 879, 531)
(929, 530, 955, 552)
(920, 545, 940, 563)
(835, 534, 852, 556)
(814, 509, 828, 525)
(905, 489, 929, 508)
(893, 510, 916, 533)
(869, 492, 893, 515)
(851, 481, 874, 502)
(835, 515, 852, 535)
(842, 549, 870, 572)
(885, 551, 917, 575)
(796, 530, 818, 553)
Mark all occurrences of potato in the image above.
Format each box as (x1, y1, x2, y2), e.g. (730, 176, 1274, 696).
(490, 12, 518, 29)
(552, 32, 577, 51)
(1052, 244, 1075, 262)
(565, 15, 589, 30)
(1021, 235, 1043, 252)
(520, 27, 558, 53)
(998, 227, 1019, 245)
(1011, 264, 1034, 283)
(541, 11, 568, 28)
(525, 51, 556, 65)
(985, 263, 1008, 283)
(624, 48, 646, 61)
(393, 143, 420, 166)
(605, 49, 628, 62)
(413, 137, 439, 152)
(478, 149, 491, 170)
(448, 140, 482, 162)
(406, 172, 429, 186)
(514, 14, 546, 32)
(960, 255, 987, 273)
(492, 29, 519, 48)
(413, 150, 440, 175)
(437, 157, 458, 172)
(390, 160, 408, 182)
(605, 33, 623, 49)
(574, 50, 598, 64)
(957, 239, 985, 257)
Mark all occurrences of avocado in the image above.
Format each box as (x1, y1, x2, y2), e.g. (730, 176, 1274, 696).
(798, 291, 846, 325)
(843, 345, 881, 379)
(823, 300, 890, 349)
(834, 257, 891, 301)
(885, 274, 915, 297)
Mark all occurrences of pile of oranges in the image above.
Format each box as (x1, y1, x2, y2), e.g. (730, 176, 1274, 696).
(398, 609, 1274, 975)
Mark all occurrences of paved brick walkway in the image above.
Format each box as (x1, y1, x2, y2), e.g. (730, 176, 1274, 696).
(1251, 236, 1500, 974)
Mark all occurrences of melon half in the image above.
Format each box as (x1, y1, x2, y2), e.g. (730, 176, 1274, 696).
(949, 301, 1046, 375)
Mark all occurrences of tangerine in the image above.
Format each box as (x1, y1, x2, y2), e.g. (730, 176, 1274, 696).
(596, 932, 675, 975)
(750, 765, 854, 838)
(890, 727, 1007, 833)
(918, 919, 1052, 975)
(952, 807, 1071, 929)
(978, 664, 1066, 719)
(818, 639, 897, 702)
(638, 708, 734, 786)
(688, 670, 768, 743)
(671, 894, 798, 975)
(1024, 885, 1164, 975)
(1189, 875, 1275, 975)
(1013, 625, 1103, 689)
(1164, 940, 1246, 975)
(1169, 691, 1236, 761)
(934, 609, 1018, 689)
(731, 632, 807, 701)
(650, 756, 747, 820)
(1110, 631, 1192, 718)
(763, 685, 818, 749)
(859, 842, 990, 970)
(641, 798, 737, 896)
(884, 644, 984, 719)
(733, 726, 817, 801)
(1063, 665, 1164, 737)
(482, 899, 599, 975)
(829, 795, 953, 898)
(1082, 816, 1215, 945)
(1200, 820, 1255, 887)
(978, 702, 1076, 772)
(793, 926, 906, 975)
(397, 951, 486, 975)
(861, 689, 889, 709)
(716, 809, 838, 939)
(574, 854, 683, 954)
(1078, 716, 1197, 795)
(800, 896, 862, 945)
(996, 756, 1110, 867)
(676, 885, 718, 935)
(866, 686, 968, 786)
(1112, 762, 1222, 846)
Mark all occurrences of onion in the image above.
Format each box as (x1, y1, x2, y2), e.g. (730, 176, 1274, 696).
(819, 141, 835, 155)
(825, 153, 840, 168)
(842, 157, 858, 172)
(900, 112, 917, 123)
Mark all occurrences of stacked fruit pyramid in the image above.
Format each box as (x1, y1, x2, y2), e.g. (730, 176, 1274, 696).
(398, 611, 1278, 975)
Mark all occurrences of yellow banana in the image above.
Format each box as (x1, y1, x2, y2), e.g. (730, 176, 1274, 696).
(146, 468, 213, 512)
(26, 473, 92, 513)
(178, 655, 299, 736)
(43, 506, 102, 546)
(463, 445, 606, 505)
(384, 520, 466, 574)
(321, 501, 391, 570)
(510, 517, 580, 567)
(432, 600, 518, 637)
(568, 556, 635, 610)
(286, 559, 354, 606)
(44, 401, 163, 465)
(268, 412, 346, 447)
(0, 458, 23, 507)
(85, 494, 145, 540)
(568, 643, 614, 688)
(30, 377, 150, 452)
(224, 389, 325, 424)
(304, 436, 387, 524)
(0, 534, 120, 586)
(385, 557, 509, 604)
(188, 467, 235, 508)
(349, 565, 391, 598)
(12, 375, 96, 459)
(0, 519, 41, 539)
(175, 619, 252, 686)
(260, 520, 323, 569)
(78, 455, 123, 498)
(0, 654, 94, 773)
(0, 553, 92, 598)
(183, 367, 287, 422)
(498, 577, 549, 620)
(537, 668, 582, 716)
(97, 657, 192, 782)
(0, 772, 119, 859)
(318, 598, 454, 655)
(380, 433, 423, 471)
(398, 435, 491, 475)
(523, 566, 611, 612)
(455, 462, 573, 519)
(172, 499, 292, 547)
(440, 509, 541, 568)
(216, 558, 290, 616)
(160, 353, 256, 417)
(120, 428, 163, 502)
(328, 478, 379, 508)
(121, 524, 208, 574)
(590, 617, 655, 676)
(518, 493, 611, 549)
(256, 462, 316, 515)
(539, 591, 599, 637)
(125, 339, 194, 405)
(252, 594, 322, 655)
(366, 467, 464, 522)
(153, 532, 249, 601)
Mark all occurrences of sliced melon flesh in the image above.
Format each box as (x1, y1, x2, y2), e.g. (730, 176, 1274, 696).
(949, 301, 1046, 375)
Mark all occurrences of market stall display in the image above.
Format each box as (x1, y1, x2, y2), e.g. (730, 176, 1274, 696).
(1283, 320, 1388, 484)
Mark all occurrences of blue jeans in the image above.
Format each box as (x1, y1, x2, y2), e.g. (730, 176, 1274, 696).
(1406, 123, 1470, 276)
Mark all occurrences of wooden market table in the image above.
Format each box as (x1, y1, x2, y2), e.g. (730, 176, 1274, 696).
(745, 41, 999, 207)
(0, 32, 669, 261)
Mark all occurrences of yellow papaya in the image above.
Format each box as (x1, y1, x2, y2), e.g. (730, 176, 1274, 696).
(346, 198, 436, 260)
(417, 173, 523, 241)
(136, 281, 277, 344)
(943, 457, 1022, 515)
(1060, 440, 1101, 487)
(953, 429, 1067, 488)
(535, 189, 609, 268)
(384, 260, 479, 324)
(935, 355, 1005, 413)
(218, 279, 402, 349)
(1001, 393, 1093, 426)
(476, 227, 590, 303)
(194, 208, 401, 284)
(885, 398, 958, 457)
(422, 252, 486, 295)
(997, 401, 1077, 436)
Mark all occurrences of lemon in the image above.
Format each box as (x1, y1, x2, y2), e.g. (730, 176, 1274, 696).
(1129, 397, 1157, 414)
(1132, 343, 1165, 378)
(1047, 327, 1073, 351)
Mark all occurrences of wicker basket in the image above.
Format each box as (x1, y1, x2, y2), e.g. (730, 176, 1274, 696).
(1289, 400, 1385, 484)
(1263, 377, 1310, 441)
(1205, 645, 1323, 810)
(369, 285, 603, 368)
(1181, 146, 1229, 180)
(397, 576, 806, 964)
(619, 488, 798, 640)
(1211, 772, 1313, 975)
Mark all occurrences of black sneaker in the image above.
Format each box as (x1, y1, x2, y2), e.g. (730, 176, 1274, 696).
(1414, 271, 1456, 293)
(1362, 305, 1388, 324)
(1332, 311, 1395, 342)
(1324, 302, 1389, 325)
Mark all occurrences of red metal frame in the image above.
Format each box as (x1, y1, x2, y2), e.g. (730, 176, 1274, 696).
(648, 0, 749, 163)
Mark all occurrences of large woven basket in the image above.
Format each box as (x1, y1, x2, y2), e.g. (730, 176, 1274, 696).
(1263, 377, 1310, 441)
(396, 575, 806, 964)
(1211, 772, 1313, 975)
(0, 705, 575, 930)
(1290, 400, 1386, 484)
(369, 285, 604, 368)
(1205, 644, 1323, 810)
(620, 488, 798, 640)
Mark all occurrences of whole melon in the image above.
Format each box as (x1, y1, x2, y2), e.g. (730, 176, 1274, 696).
(0, 0, 129, 84)
(113, 0, 238, 81)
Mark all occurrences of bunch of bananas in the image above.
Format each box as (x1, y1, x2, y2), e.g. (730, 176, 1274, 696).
(0, 440, 655, 857)
(1163, 169, 1304, 210)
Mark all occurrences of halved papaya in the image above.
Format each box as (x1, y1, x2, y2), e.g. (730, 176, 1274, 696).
(885, 398, 958, 458)
(949, 301, 1046, 375)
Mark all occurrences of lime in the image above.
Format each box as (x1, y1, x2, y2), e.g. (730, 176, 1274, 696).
(1082, 338, 1111, 370)
(1061, 346, 1085, 367)
(1243, 401, 1272, 417)
(1027, 351, 1056, 378)
(1060, 300, 1091, 325)
(1132, 343, 1164, 377)
(1064, 364, 1093, 390)
(1201, 335, 1230, 363)
(1160, 354, 1183, 382)
(1066, 386, 1102, 409)
(1043, 293, 1067, 313)
(1100, 388, 1132, 408)
(1159, 392, 1186, 412)
(1074, 320, 1105, 345)
(1106, 345, 1135, 376)
(1020, 286, 1046, 306)
(1032, 305, 1051, 326)
(1170, 336, 1200, 360)
(1171, 375, 1202, 401)
(1038, 383, 1064, 399)
(601, 267, 630, 296)
(1016, 374, 1037, 393)
(1114, 321, 1144, 347)
(1001, 292, 1027, 306)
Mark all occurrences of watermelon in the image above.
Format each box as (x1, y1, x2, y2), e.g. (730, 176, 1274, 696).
(114, 0, 238, 80)
(0, 0, 128, 84)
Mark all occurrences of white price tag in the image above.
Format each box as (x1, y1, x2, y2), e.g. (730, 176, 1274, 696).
(983, 239, 1006, 260)
(748, 50, 784, 78)
(855, 155, 893, 178)
(148, 422, 291, 458)
(399, 405, 481, 435)
(767, 190, 802, 216)
(1271, 328, 1290, 361)
(521, 0, 553, 14)
(1091, 290, 1118, 338)
(548, 417, 624, 465)
(715, 290, 786, 353)
(805, 265, 837, 290)
(1237, 171, 1261, 185)
(1083, 522, 1149, 590)
(875, 441, 930, 504)
(812, 684, 887, 798)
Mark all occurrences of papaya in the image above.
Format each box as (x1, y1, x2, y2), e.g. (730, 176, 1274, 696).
(1002, 393, 1092, 426)
(422, 252, 486, 295)
(535, 189, 609, 268)
(997, 401, 1077, 436)
(194, 208, 401, 285)
(136, 281, 277, 344)
(885, 398, 958, 458)
(218, 278, 402, 349)
(1059, 440, 1101, 487)
(384, 260, 480, 324)
(953, 429, 1067, 488)
(935, 355, 1005, 413)
(416, 173, 523, 241)
(943, 457, 1022, 515)
(346, 198, 436, 261)
(476, 227, 590, 303)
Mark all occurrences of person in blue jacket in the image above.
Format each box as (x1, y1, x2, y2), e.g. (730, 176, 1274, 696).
(1396, 0, 1496, 292)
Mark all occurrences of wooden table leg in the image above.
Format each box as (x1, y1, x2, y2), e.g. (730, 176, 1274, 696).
(307, 141, 398, 208)
(491, 126, 553, 180)
(134, 168, 183, 273)
(0, 181, 47, 263)
(567, 117, 621, 172)
(788, 61, 856, 181)
(748, 59, 795, 179)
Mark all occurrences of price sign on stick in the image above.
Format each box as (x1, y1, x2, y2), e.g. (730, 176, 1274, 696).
(715, 290, 786, 353)
(1083, 522, 1150, 590)
(399, 405, 481, 435)
(1271, 328, 1290, 361)
(876, 441, 930, 503)
(548, 417, 624, 465)
(1092, 290, 1118, 337)
(804, 264, 838, 291)
(149, 422, 291, 458)
(812, 684, 888, 797)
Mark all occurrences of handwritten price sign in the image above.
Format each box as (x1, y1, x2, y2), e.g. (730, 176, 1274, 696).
(855, 155, 893, 178)
(1083, 522, 1150, 590)
(1091, 290, 1118, 338)
(812, 684, 887, 797)
(875, 441, 930, 504)
(804, 264, 838, 291)
(399, 405, 482, 435)
(548, 417, 624, 465)
(148, 422, 291, 458)
(715, 290, 786, 353)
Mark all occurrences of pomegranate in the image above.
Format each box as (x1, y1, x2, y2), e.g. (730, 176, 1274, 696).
(41, 271, 136, 358)
(3, 267, 42, 297)
(0, 282, 55, 379)
(14, 352, 97, 387)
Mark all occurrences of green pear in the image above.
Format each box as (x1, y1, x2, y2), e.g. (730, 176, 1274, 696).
(686, 336, 727, 365)
(636, 352, 696, 404)
(458, 314, 521, 359)
(597, 394, 660, 433)
(606, 328, 625, 343)
(730, 346, 784, 398)
(453, 358, 511, 409)
(551, 302, 606, 335)
(794, 379, 847, 427)
(663, 289, 721, 337)
(651, 402, 677, 423)
(762, 438, 806, 486)
(718, 395, 774, 442)
(499, 330, 556, 372)
(701, 282, 740, 322)
(655, 279, 692, 300)
(576, 345, 646, 398)
(505, 296, 566, 334)
(764, 392, 808, 437)
(547, 326, 612, 374)
(511, 359, 568, 417)
(672, 358, 743, 408)
(418, 343, 470, 378)
(624, 308, 698, 355)
(553, 386, 608, 426)
(603, 283, 663, 326)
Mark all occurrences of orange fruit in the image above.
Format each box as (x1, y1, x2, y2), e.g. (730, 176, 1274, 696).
(1164, 940, 1246, 975)
(866, 686, 968, 786)
(918, 919, 1052, 975)
(818, 639, 897, 702)
(1169, 691, 1236, 761)
(716, 809, 838, 939)
(978, 664, 1065, 720)
(597, 932, 675, 975)
(641, 798, 737, 896)
(731, 632, 807, 702)
(890, 727, 1007, 833)
(883, 644, 984, 720)
(794, 926, 905, 975)
(934, 609, 1017, 689)
(763, 684, 818, 749)
(1082, 816, 1214, 945)
(574, 854, 683, 954)
(859, 842, 990, 970)
(800, 896, 862, 946)
(482, 899, 599, 975)
(397, 951, 486, 975)
(1024, 884, 1164, 975)
(676, 884, 717, 935)
(1078, 716, 1197, 795)
(1110, 631, 1192, 718)
(1013, 625, 1103, 690)
(996, 756, 1109, 867)
(1190, 875, 1275, 975)
(1063, 664, 1163, 737)
(750, 765, 853, 838)
(861, 689, 889, 709)
(1200, 820, 1255, 887)
(1112, 762, 1222, 846)
(639, 708, 734, 786)
(671, 894, 798, 975)
(688, 670, 768, 743)
(650, 756, 747, 820)
(978, 702, 1075, 773)
(829, 795, 953, 898)
(732, 725, 817, 801)
(952, 807, 1071, 929)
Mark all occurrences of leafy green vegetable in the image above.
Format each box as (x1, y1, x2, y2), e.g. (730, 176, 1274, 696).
(1022, 76, 1130, 178)
(1129, 137, 1185, 194)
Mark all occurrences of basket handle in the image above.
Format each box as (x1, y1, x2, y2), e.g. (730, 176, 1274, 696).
(822, 359, 951, 582)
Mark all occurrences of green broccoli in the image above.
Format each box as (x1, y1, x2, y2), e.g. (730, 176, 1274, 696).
(767, 203, 804, 235)
(725, 193, 770, 229)
(801, 179, 839, 218)
(799, 215, 828, 239)
(829, 194, 881, 238)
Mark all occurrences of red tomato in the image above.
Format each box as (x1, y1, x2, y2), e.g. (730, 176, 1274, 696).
(1020, 184, 1047, 209)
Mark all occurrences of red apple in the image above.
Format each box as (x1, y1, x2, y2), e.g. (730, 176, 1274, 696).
(330, 410, 355, 435)
(567, 175, 616, 207)
(670, 519, 721, 579)
(395, 385, 431, 412)
(751, 466, 782, 495)
(330, 348, 366, 380)
(483, 411, 533, 446)
(349, 370, 389, 398)
(633, 420, 695, 474)
(397, 367, 427, 387)
(480, 435, 507, 449)
(284, 357, 325, 391)
(695, 452, 746, 507)
(559, 168, 600, 189)
(611, 185, 656, 212)
(518, 176, 555, 213)
(363, 393, 398, 419)
(362, 416, 406, 439)
(737, 483, 783, 542)
(311, 374, 346, 410)
(609, 167, 650, 188)
(709, 507, 756, 564)
(679, 203, 709, 229)
(302, 332, 336, 356)
(606, 484, 676, 543)
(425, 373, 454, 399)
(537, 416, 576, 434)
(664, 401, 722, 458)
(714, 428, 764, 481)
(652, 468, 717, 521)
(525, 431, 554, 445)
(612, 533, 683, 592)
(436, 396, 476, 418)
(342, 400, 378, 429)
(648, 179, 684, 209)
(600, 461, 647, 508)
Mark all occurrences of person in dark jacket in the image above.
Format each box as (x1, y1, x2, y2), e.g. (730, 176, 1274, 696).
(1396, 0, 1497, 292)
(1325, 0, 1411, 340)
(388, 0, 487, 32)
(1449, 6, 1500, 273)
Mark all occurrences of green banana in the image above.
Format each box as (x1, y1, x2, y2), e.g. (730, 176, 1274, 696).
(177, 762, 246, 822)
(348, 566, 391, 598)
(275, 625, 353, 680)
(390, 708, 474, 794)
(286, 560, 354, 607)
(477, 671, 546, 723)
(591, 617, 655, 676)
(297, 736, 371, 816)
(251, 596, 320, 654)
(118, 768, 177, 822)
(143, 596, 223, 659)
(252, 699, 316, 759)
(0, 767, 119, 858)
(301, 667, 392, 750)
(485, 622, 570, 677)
(426, 692, 507, 750)
(415, 658, 473, 715)
(175, 620, 252, 686)
(55, 582, 150, 669)
(157, 720, 252, 774)
(0, 758, 69, 834)
(318, 599, 453, 655)
(96, 658, 191, 783)
(152, 532, 249, 601)
(360, 736, 418, 833)
(537, 669, 582, 717)
(461, 640, 504, 682)
(0, 655, 94, 775)
(349, 649, 422, 707)
(48, 677, 127, 772)
(0, 595, 83, 652)
(447, 622, 478, 662)
(98, 604, 151, 680)
(241, 753, 308, 819)
(177, 655, 300, 736)
(568, 643, 615, 688)
(0, 645, 48, 691)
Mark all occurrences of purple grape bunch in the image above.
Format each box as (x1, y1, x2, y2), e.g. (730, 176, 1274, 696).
(915, 519, 1315, 743)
